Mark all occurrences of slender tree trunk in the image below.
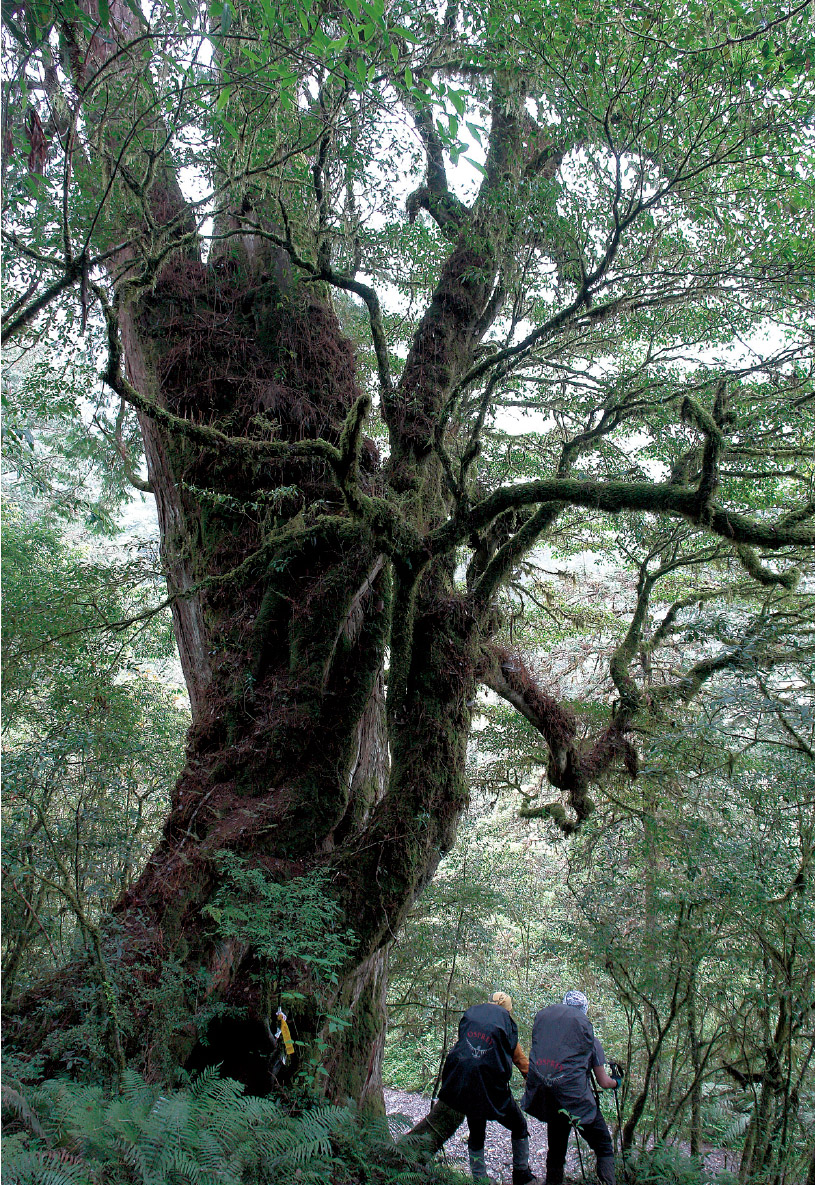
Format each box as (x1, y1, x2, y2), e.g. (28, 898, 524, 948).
(688, 975, 701, 1158)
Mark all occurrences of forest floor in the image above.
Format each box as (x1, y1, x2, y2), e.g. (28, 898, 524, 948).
(384, 1088, 732, 1184)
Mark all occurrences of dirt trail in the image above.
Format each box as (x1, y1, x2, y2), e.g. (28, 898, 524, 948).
(384, 1087, 732, 1184)
(384, 1086, 588, 1183)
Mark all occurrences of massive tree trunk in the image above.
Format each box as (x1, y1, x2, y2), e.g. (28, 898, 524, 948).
(117, 259, 393, 1099)
(9, 208, 480, 1102)
(5, 13, 507, 1088)
(124, 262, 468, 1099)
(30, 71, 521, 1101)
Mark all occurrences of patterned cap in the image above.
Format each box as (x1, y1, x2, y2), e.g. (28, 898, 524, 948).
(491, 991, 513, 1012)
(563, 989, 589, 1013)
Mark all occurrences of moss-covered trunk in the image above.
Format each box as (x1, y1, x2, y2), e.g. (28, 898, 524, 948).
(8, 244, 478, 1106)
(119, 259, 399, 1100)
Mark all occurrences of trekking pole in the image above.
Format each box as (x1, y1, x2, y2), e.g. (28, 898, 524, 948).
(571, 1120, 588, 1185)
(613, 1088, 629, 1183)
(609, 1061, 629, 1184)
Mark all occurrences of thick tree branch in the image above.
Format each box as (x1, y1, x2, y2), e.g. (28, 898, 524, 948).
(430, 478, 815, 555)
(472, 503, 560, 610)
(485, 649, 636, 833)
(1, 258, 85, 343)
(405, 105, 469, 240)
(389, 72, 526, 459)
(609, 564, 658, 717)
(405, 95, 470, 242)
(481, 647, 576, 774)
(735, 544, 802, 590)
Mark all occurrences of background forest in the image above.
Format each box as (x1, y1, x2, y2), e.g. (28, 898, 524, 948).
(3, 0, 815, 1180)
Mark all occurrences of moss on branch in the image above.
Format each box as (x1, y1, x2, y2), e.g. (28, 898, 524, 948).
(734, 544, 801, 589)
(431, 478, 815, 555)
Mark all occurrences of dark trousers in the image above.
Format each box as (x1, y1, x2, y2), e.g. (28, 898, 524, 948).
(545, 1108, 615, 1185)
(467, 1098, 529, 1151)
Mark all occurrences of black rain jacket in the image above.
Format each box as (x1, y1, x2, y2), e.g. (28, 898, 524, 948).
(521, 1003, 598, 1125)
(438, 1002, 519, 1121)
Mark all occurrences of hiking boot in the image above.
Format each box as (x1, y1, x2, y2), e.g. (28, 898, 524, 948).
(512, 1170, 538, 1185)
(512, 1136, 538, 1185)
(469, 1147, 489, 1183)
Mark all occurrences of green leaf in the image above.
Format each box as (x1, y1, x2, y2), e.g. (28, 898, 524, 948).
(449, 88, 465, 115)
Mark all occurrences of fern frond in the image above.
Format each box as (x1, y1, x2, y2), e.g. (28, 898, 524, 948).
(2, 1082, 45, 1137)
(0, 1145, 91, 1185)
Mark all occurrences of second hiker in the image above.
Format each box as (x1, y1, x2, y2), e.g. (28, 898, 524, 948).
(521, 989, 622, 1185)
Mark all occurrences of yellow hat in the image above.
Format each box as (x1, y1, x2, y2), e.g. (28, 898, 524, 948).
(491, 991, 513, 1012)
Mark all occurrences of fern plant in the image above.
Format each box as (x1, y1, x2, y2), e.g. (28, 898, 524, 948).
(2, 1070, 474, 1185)
(1, 1069, 354, 1185)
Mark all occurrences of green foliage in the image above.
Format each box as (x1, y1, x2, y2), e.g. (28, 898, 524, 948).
(1, 347, 145, 527)
(2, 1068, 354, 1184)
(387, 666, 815, 1173)
(381, 1032, 440, 1095)
(205, 857, 356, 987)
(1, 1071, 469, 1185)
(3, 0, 815, 1140)
(624, 1145, 719, 1185)
(1, 504, 187, 1002)
(203, 857, 359, 1088)
(386, 803, 579, 1092)
(1, 505, 176, 726)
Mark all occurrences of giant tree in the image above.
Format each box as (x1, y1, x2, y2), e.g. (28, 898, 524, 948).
(2, 0, 813, 1103)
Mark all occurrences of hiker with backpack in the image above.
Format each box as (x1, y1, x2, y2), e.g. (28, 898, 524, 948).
(521, 990, 623, 1185)
(438, 991, 538, 1185)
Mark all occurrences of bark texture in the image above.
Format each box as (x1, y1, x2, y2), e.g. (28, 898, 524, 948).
(7, 211, 487, 1102)
(117, 251, 400, 1099)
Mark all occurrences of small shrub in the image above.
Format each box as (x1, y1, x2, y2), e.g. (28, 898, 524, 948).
(625, 1145, 704, 1185)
